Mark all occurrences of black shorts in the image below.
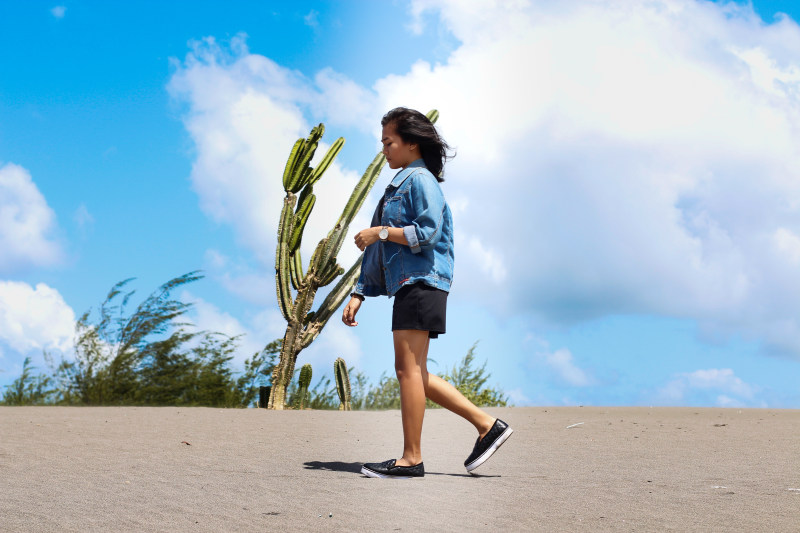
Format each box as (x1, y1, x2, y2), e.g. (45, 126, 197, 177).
(391, 282, 448, 338)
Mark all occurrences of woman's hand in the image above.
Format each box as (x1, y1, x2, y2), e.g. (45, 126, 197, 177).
(354, 227, 381, 251)
(342, 296, 362, 327)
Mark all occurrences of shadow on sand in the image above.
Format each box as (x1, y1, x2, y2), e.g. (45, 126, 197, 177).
(303, 460, 500, 478)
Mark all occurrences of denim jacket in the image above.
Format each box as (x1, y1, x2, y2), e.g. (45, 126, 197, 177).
(354, 159, 454, 297)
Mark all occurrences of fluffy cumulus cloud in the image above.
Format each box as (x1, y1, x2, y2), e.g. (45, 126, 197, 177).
(170, 1, 800, 359)
(391, 0, 800, 358)
(528, 335, 594, 387)
(541, 347, 594, 387)
(0, 163, 63, 274)
(655, 368, 761, 407)
(0, 281, 75, 375)
(167, 36, 371, 273)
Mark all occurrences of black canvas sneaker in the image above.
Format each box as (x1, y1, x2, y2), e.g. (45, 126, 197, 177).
(361, 459, 425, 479)
(464, 419, 513, 473)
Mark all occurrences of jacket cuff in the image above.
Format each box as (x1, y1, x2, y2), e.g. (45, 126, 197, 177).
(403, 225, 421, 254)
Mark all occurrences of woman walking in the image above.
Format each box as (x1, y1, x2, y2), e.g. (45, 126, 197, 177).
(342, 107, 513, 479)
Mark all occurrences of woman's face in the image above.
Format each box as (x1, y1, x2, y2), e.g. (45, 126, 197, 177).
(381, 123, 419, 170)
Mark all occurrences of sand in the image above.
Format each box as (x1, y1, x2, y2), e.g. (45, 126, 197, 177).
(1, 406, 798, 532)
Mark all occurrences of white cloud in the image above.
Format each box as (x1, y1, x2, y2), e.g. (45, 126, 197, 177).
(50, 6, 66, 19)
(541, 347, 593, 387)
(527, 335, 593, 387)
(203, 249, 274, 306)
(311, 68, 376, 131)
(168, 36, 367, 274)
(0, 163, 63, 274)
(773, 228, 800, 264)
(505, 387, 532, 406)
(182, 290, 282, 364)
(0, 281, 75, 374)
(656, 368, 760, 407)
(170, 1, 800, 359)
(390, 0, 800, 357)
(460, 235, 507, 284)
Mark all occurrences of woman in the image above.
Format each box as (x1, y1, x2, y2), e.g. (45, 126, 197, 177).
(342, 107, 513, 479)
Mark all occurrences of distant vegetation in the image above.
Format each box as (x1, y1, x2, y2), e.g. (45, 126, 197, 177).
(1, 274, 508, 409)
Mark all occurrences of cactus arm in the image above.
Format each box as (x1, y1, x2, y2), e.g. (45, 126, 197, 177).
(426, 109, 439, 124)
(307, 236, 327, 277)
(289, 250, 304, 290)
(286, 125, 325, 193)
(295, 164, 315, 192)
(308, 137, 345, 187)
(281, 139, 304, 192)
(288, 192, 316, 253)
(318, 263, 344, 287)
(286, 141, 317, 192)
(276, 242, 294, 322)
(275, 195, 297, 322)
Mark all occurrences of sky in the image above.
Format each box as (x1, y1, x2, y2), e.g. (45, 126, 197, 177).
(1, 0, 800, 408)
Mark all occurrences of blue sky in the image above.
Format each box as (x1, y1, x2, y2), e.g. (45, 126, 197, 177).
(1, 0, 799, 407)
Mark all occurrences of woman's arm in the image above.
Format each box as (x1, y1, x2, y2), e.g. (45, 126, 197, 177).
(403, 174, 446, 254)
(354, 226, 408, 251)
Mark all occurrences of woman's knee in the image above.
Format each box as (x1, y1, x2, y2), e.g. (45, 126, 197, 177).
(395, 364, 419, 381)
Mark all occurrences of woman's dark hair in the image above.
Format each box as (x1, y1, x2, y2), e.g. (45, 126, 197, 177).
(381, 107, 453, 181)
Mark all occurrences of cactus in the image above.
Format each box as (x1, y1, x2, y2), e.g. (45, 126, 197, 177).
(266, 111, 440, 409)
(295, 363, 312, 410)
(334, 357, 351, 411)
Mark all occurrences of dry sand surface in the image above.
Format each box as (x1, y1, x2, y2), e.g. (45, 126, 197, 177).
(1, 406, 799, 532)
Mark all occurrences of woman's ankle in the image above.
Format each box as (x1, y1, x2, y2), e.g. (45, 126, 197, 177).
(396, 455, 422, 467)
(477, 416, 496, 439)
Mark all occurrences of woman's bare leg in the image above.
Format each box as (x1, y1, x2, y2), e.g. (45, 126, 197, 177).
(394, 332, 500, 467)
(420, 338, 496, 439)
(393, 329, 429, 467)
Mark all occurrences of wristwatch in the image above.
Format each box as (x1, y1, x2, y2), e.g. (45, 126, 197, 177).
(379, 226, 389, 242)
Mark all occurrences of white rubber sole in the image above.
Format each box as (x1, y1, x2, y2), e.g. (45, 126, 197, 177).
(465, 426, 514, 473)
(360, 466, 416, 479)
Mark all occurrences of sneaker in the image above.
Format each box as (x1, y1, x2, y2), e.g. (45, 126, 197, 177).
(361, 459, 425, 479)
(464, 419, 513, 473)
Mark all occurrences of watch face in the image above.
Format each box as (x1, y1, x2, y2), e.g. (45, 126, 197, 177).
(379, 228, 389, 240)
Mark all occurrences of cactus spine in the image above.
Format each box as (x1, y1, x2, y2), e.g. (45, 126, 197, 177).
(267, 111, 440, 410)
(295, 363, 312, 410)
(334, 357, 351, 411)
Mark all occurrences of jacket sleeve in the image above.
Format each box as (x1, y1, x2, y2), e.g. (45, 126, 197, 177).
(402, 173, 446, 254)
(354, 267, 366, 296)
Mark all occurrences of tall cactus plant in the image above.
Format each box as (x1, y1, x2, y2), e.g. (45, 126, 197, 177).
(267, 111, 439, 410)
(334, 357, 351, 411)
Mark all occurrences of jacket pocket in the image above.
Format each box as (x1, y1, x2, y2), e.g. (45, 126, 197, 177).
(382, 196, 404, 226)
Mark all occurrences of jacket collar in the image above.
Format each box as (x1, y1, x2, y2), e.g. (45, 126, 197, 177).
(388, 159, 426, 189)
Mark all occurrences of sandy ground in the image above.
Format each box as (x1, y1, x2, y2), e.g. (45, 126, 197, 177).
(1, 406, 798, 532)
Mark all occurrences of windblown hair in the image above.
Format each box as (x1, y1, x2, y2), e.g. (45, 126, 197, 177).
(381, 107, 453, 181)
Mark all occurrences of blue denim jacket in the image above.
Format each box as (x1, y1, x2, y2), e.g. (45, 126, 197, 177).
(355, 159, 454, 297)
